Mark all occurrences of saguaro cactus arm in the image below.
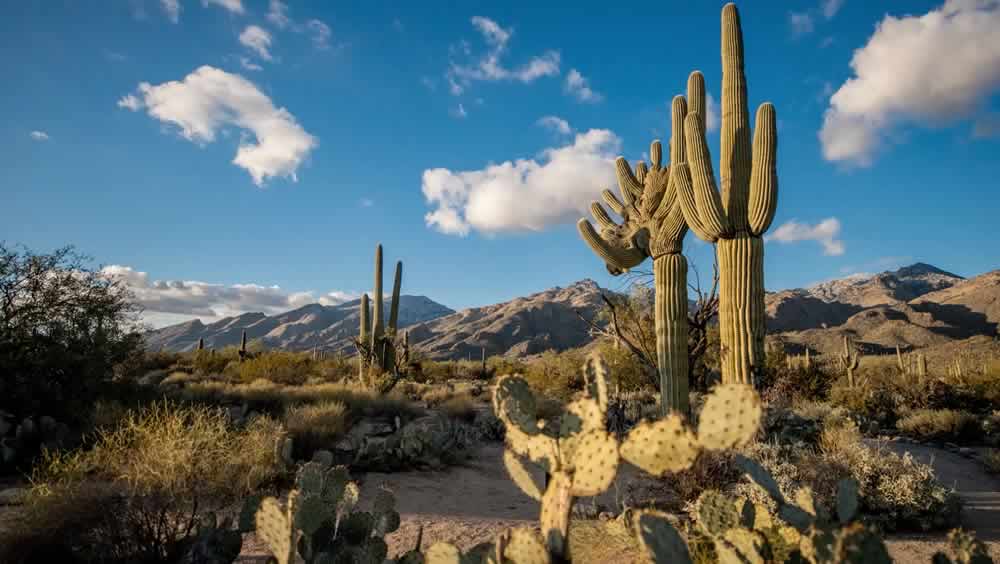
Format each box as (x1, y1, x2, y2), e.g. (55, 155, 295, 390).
(388, 260, 402, 335)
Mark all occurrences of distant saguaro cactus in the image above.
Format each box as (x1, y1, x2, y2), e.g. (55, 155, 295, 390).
(577, 82, 702, 415)
(839, 336, 860, 388)
(355, 243, 404, 391)
(674, 3, 778, 386)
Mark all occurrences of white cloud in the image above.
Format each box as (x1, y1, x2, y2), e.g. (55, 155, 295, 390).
(564, 69, 603, 103)
(537, 115, 572, 135)
(765, 218, 845, 256)
(161, 0, 181, 22)
(789, 12, 815, 35)
(820, 0, 1000, 166)
(822, 0, 845, 19)
(240, 57, 263, 71)
(120, 65, 317, 185)
(820, 36, 835, 48)
(446, 16, 560, 95)
(239, 25, 273, 60)
(118, 93, 143, 111)
(450, 104, 468, 119)
(267, 0, 291, 29)
(101, 265, 356, 327)
(421, 129, 620, 236)
(29, 130, 49, 141)
(306, 20, 331, 50)
(202, 0, 244, 14)
(360, 198, 374, 207)
(705, 92, 720, 132)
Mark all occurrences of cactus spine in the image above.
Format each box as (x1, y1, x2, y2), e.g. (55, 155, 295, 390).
(577, 87, 698, 414)
(839, 336, 860, 388)
(674, 4, 778, 386)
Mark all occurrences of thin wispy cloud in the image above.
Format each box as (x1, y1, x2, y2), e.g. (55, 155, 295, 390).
(240, 57, 263, 71)
(789, 12, 815, 36)
(118, 65, 317, 186)
(266, 0, 291, 29)
(449, 103, 468, 119)
(159, 0, 180, 22)
(822, 0, 844, 20)
(537, 116, 572, 135)
(360, 198, 374, 208)
(564, 69, 603, 103)
(820, 0, 1000, 166)
(422, 129, 620, 236)
(446, 16, 560, 96)
(239, 25, 273, 61)
(29, 130, 49, 141)
(264, 1, 332, 51)
(202, 0, 244, 14)
(766, 218, 845, 256)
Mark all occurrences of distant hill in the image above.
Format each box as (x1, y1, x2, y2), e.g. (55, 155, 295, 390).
(147, 263, 999, 360)
(145, 296, 454, 354)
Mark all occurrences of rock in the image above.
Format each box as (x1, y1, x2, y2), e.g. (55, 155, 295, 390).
(958, 447, 974, 457)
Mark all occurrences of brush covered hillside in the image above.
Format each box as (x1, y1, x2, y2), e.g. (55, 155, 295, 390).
(146, 279, 608, 360)
(768, 263, 1000, 355)
(145, 295, 454, 354)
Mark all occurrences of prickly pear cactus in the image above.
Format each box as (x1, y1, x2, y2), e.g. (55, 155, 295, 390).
(246, 452, 400, 564)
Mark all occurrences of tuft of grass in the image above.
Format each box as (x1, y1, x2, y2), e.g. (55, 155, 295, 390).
(284, 400, 349, 454)
(439, 394, 477, 422)
(896, 408, 982, 443)
(158, 370, 201, 387)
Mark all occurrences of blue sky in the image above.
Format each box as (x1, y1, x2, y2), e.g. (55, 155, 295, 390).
(3, 0, 999, 327)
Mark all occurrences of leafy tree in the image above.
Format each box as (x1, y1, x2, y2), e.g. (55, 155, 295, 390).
(0, 243, 143, 421)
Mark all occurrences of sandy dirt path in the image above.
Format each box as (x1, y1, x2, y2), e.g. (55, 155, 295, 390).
(239, 441, 1000, 563)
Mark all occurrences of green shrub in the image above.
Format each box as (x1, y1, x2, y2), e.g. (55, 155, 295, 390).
(521, 349, 587, 400)
(595, 340, 655, 392)
(237, 351, 315, 384)
(896, 409, 982, 443)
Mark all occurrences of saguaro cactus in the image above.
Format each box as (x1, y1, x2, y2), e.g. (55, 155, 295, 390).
(839, 336, 860, 388)
(577, 83, 700, 414)
(356, 244, 404, 385)
(674, 3, 778, 386)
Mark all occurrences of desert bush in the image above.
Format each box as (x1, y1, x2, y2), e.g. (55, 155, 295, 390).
(421, 385, 456, 407)
(191, 347, 238, 375)
(0, 243, 144, 423)
(3, 401, 283, 563)
(984, 449, 1000, 474)
(440, 394, 477, 422)
(759, 348, 834, 406)
(896, 408, 983, 443)
(595, 340, 654, 392)
(283, 400, 349, 454)
(157, 370, 201, 388)
(236, 350, 315, 384)
(521, 348, 587, 400)
(829, 383, 902, 429)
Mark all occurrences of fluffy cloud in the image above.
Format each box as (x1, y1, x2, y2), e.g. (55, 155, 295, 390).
(819, 0, 1000, 166)
(118, 66, 317, 185)
(421, 128, 620, 236)
(29, 130, 49, 141)
(306, 20, 332, 50)
(564, 69, 603, 103)
(202, 0, 243, 14)
(789, 12, 815, 35)
(101, 265, 357, 327)
(239, 25, 273, 60)
(537, 116, 571, 135)
(447, 16, 560, 95)
(266, 0, 291, 29)
(765, 218, 845, 256)
(822, 0, 845, 19)
(161, 0, 181, 22)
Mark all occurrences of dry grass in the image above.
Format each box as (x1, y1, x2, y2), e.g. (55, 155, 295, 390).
(896, 408, 982, 443)
(440, 394, 477, 422)
(284, 400, 350, 453)
(157, 370, 201, 387)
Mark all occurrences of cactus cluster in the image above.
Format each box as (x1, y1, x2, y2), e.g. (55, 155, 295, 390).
(246, 451, 400, 564)
(0, 413, 70, 468)
(356, 243, 407, 393)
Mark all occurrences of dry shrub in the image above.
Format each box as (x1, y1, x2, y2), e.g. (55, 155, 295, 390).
(237, 351, 314, 385)
(4, 401, 284, 563)
(157, 370, 200, 388)
(421, 386, 455, 407)
(896, 408, 982, 443)
(284, 400, 349, 453)
(440, 394, 477, 422)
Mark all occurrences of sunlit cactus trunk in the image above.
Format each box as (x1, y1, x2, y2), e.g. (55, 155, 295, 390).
(716, 235, 765, 385)
(654, 254, 690, 413)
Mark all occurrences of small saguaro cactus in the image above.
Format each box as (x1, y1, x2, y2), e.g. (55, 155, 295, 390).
(673, 3, 778, 387)
(355, 243, 405, 391)
(577, 81, 702, 415)
(197, 337, 205, 351)
(896, 344, 905, 373)
(839, 336, 860, 388)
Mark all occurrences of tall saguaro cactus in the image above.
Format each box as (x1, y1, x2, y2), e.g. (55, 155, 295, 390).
(674, 3, 778, 386)
(577, 84, 700, 415)
(356, 244, 403, 386)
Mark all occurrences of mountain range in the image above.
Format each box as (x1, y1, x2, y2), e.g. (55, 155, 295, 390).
(146, 263, 1000, 360)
